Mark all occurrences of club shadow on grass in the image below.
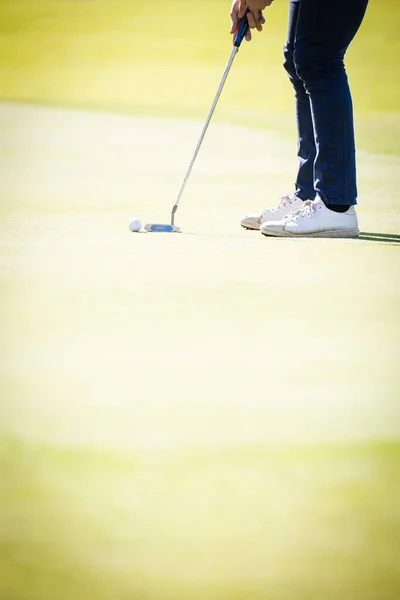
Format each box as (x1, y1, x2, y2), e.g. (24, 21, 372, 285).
(358, 232, 400, 245)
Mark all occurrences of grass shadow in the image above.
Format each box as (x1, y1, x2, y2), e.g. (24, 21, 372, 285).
(359, 232, 400, 244)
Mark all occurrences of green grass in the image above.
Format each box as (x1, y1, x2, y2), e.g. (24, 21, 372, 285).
(0, 103, 400, 600)
(0, 0, 399, 153)
(2, 436, 400, 600)
(0, 2, 400, 598)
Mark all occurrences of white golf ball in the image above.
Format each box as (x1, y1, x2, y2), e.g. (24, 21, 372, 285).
(129, 219, 141, 232)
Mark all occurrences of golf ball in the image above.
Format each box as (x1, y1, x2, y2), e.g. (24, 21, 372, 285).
(129, 219, 141, 232)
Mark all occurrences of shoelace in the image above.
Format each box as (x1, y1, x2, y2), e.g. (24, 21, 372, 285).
(284, 199, 315, 221)
(261, 193, 292, 218)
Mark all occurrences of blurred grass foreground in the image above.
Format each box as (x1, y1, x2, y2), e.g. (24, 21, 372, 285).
(2, 438, 400, 600)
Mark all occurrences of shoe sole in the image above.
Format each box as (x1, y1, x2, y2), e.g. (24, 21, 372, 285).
(261, 228, 360, 238)
(241, 223, 261, 231)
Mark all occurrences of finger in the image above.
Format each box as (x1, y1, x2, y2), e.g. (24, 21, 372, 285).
(229, 15, 239, 34)
(247, 12, 256, 29)
(238, 0, 247, 19)
(229, 9, 238, 32)
(245, 28, 252, 42)
(247, 12, 262, 32)
(254, 12, 263, 32)
(229, 1, 240, 34)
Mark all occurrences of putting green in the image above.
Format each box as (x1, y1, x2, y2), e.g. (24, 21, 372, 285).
(1, 0, 400, 597)
(1, 102, 400, 600)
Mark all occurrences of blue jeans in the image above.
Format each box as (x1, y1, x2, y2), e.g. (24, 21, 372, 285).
(284, 0, 369, 205)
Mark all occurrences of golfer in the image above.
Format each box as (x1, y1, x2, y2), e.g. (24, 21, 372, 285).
(231, 0, 369, 237)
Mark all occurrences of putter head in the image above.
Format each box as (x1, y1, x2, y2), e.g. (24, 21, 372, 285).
(143, 223, 181, 233)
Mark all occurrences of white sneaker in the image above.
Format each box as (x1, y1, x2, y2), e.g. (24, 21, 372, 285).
(260, 196, 360, 238)
(240, 193, 304, 230)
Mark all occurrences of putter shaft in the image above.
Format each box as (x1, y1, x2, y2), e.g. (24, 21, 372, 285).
(170, 45, 239, 226)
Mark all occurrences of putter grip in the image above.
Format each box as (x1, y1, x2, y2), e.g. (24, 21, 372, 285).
(233, 8, 250, 47)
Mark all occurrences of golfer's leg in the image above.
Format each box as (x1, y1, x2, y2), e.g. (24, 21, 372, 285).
(293, 0, 369, 205)
(283, 0, 315, 201)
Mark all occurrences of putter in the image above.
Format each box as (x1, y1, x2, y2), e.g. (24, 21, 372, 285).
(144, 10, 250, 233)
(143, 223, 180, 232)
